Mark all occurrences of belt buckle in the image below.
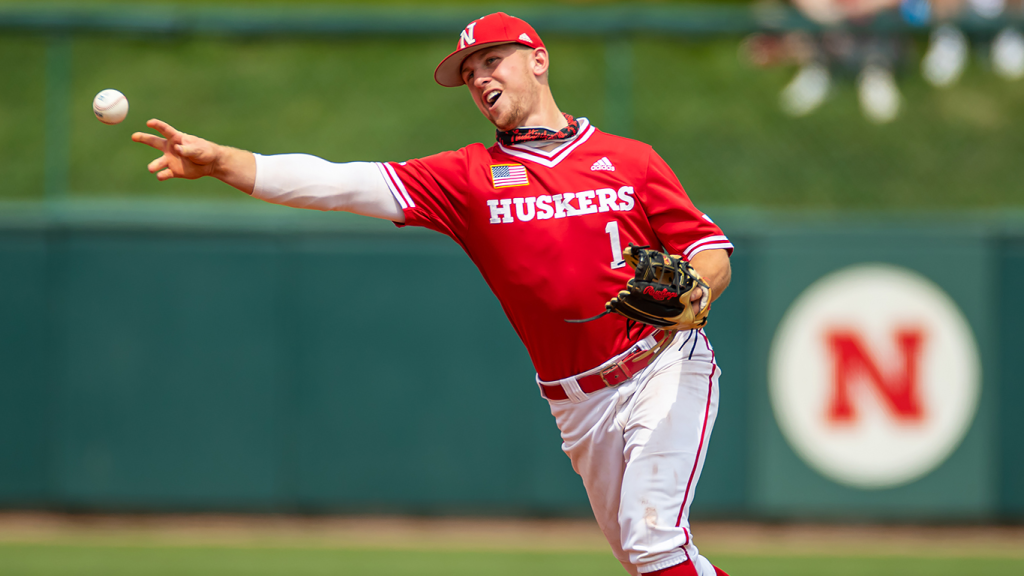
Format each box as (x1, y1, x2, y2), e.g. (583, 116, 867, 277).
(600, 361, 632, 387)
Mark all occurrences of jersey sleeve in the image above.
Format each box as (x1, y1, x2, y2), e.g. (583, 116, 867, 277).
(640, 150, 734, 260)
(375, 147, 473, 240)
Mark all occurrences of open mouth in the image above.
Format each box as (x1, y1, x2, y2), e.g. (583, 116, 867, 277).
(485, 90, 502, 108)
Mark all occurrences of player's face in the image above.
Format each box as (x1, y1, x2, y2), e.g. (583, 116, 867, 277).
(461, 45, 540, 131)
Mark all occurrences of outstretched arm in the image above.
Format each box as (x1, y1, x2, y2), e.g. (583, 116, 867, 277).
(132, 118, 404, 222)
(132, 119, 257, 193)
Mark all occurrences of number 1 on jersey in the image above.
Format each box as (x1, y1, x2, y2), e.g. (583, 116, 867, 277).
(606, 221, 626, 269)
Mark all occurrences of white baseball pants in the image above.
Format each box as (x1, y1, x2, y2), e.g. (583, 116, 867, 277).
(544, 330, 721, 575)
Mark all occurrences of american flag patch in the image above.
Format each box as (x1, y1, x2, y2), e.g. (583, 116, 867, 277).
(490, 164, 529, 188)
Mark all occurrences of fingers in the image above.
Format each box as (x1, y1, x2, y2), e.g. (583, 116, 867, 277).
(176, 143, 200, 160)
(133, 132, 168, 152)
(132, 119, 181, 147)
(147, 156, 168, 174)
(147, 118, 181, 140)
(689, 287, 704, 315)
(134, 118, 216, 181)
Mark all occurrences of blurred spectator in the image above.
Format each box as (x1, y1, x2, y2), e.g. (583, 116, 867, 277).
(986, 1, 1024, 79)
(992, 26, 1024, 79)
(920, 0, 969, 87)
(920, 0, 1024, 84)
(781, 0, 905, 123)
(743, 0, 1023, 124)
(792, 0, 903, 22)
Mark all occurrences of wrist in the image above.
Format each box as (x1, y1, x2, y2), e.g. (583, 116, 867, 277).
(210, 144, 233, 180)
(211, 145, 257, 194)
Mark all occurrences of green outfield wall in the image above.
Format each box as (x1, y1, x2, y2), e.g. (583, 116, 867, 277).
(0, 207, 1021, 521)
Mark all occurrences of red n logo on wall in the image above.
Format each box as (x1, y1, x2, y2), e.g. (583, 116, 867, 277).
(825, 329, 925, 423)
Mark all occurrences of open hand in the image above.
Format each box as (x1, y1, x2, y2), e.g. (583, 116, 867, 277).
(132, 119, 220, 181)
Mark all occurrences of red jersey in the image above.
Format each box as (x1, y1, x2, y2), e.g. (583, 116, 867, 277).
(377, 118, 732, 381)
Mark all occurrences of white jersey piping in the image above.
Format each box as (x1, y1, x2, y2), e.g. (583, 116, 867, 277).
(376, 162, 415, 209)
(684, 235, 734, 259)
(497, 119, 596, 168)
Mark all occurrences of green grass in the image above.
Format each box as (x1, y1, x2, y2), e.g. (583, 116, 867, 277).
(0, 544, 1022, 576)
(4, 24, 1024, 209)
(0, 35, 48, 201)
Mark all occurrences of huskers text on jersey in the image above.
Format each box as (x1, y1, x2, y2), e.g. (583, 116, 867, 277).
(486, 186, 636, 223)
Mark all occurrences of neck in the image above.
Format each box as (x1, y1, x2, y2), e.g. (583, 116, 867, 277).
(517, 90, 566, 131)
(533, 141, 562, 152)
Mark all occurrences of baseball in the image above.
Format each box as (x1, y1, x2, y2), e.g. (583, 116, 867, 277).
(93, 89, 129, 125)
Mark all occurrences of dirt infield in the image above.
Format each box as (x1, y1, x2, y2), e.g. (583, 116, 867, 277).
(0, 513, 1022, 558)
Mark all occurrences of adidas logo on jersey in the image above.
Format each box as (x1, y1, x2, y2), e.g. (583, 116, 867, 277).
(591, 157, 615, 171)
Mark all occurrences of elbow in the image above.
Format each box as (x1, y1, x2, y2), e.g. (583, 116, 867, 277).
(715, 259, 732, 300)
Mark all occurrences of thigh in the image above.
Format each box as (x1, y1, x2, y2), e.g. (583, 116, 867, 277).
(618, 352, 721, 573)
(549, 386, 636, 574)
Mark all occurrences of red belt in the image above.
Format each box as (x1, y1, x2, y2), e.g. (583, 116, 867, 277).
(540, 330, 677, 401)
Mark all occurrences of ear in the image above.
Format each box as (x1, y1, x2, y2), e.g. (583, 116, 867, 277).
(530, 47, 550, 78)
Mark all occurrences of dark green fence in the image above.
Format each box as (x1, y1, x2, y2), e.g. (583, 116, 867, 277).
(1, 209, 1021, 521)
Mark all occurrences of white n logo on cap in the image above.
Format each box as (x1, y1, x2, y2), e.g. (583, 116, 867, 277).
(519, 33, 532, 44)
(459, 22, 478, 49)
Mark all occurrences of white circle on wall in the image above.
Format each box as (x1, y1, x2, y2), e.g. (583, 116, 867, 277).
(768, 263, 981, 489)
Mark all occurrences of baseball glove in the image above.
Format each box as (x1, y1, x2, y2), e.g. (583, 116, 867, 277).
(569, 244, 712, 330)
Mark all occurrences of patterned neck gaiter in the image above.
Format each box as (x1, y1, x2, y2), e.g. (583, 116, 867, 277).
(496, 113, 579, 146)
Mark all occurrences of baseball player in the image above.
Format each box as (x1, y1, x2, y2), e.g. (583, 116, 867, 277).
(132, 13, 732, 576)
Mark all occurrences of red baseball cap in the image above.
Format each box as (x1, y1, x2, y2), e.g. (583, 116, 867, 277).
(434, 12, 545, 88)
